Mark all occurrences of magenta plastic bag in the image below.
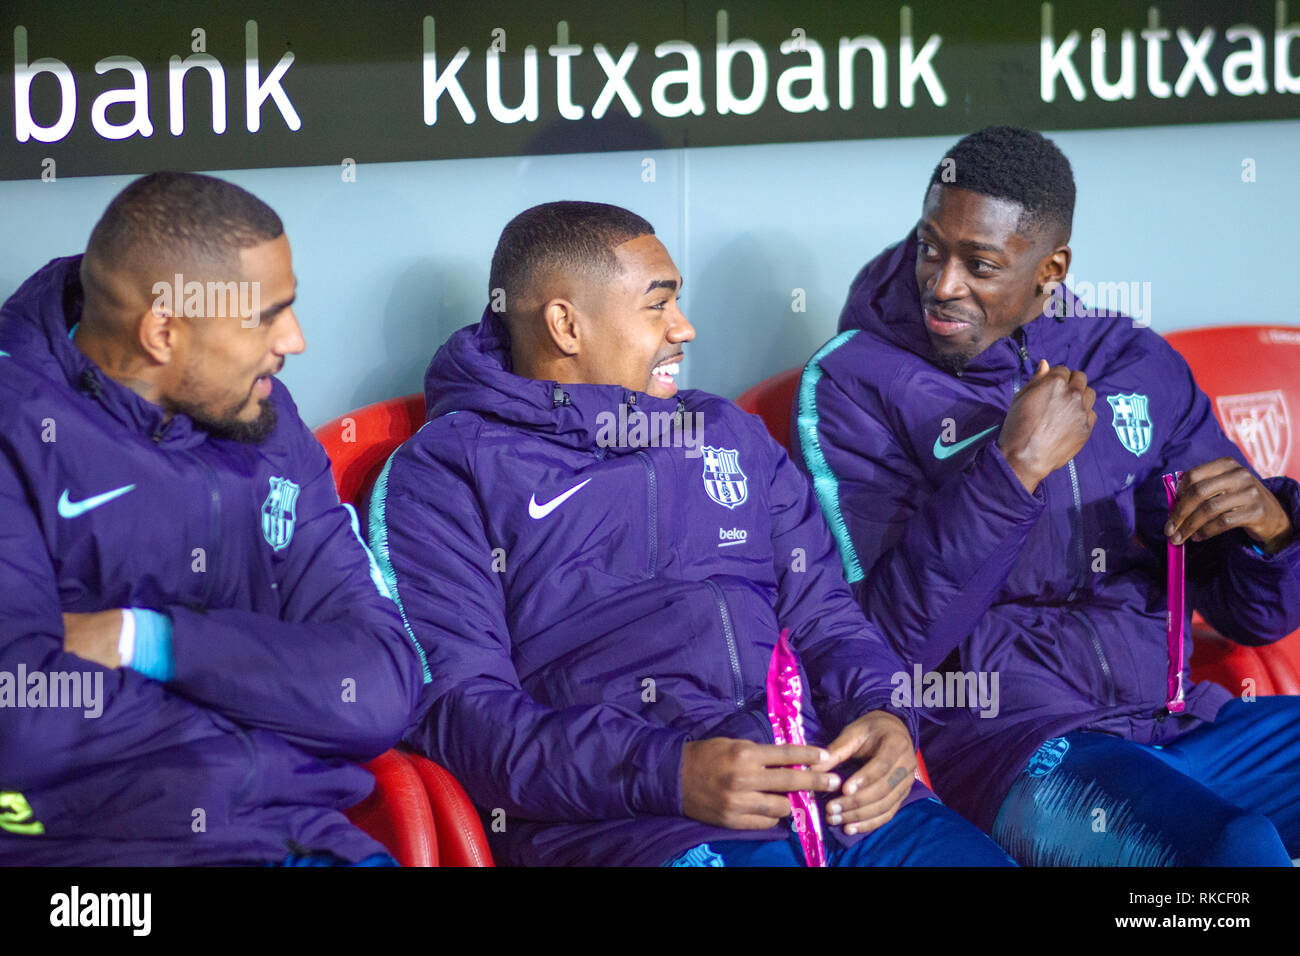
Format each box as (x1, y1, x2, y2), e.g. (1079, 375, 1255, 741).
(765, 628, 827, 867)
(1163, 472, 1187, 714)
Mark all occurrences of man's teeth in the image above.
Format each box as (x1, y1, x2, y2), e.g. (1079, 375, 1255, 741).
(652, 362, 680, 377)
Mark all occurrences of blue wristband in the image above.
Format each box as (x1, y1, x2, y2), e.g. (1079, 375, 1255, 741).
(1250, 543, 1269, 558)
(127, 608, 174, 681)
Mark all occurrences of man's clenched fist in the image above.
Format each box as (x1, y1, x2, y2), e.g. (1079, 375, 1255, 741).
(999, 359, 1096, 494)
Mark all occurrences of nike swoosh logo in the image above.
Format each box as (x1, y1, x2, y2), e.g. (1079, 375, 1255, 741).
(933, 425, 998, 460)
(57, 484, 136, 518)
(528, 478, 592, 519)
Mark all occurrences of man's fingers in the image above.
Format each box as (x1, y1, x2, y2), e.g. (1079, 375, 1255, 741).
(832, 768, 912, 823)
(1167, 464, 1248, 537)
(809, 728, 867, 771)
(1170, 489, 1254, 543)
(840, 800, 907, 836)
(1180, 457, 1240, 488)
(1033, 358, 1050, 378)
(750, 744, 830, 768)
(749, 768, 841, 795)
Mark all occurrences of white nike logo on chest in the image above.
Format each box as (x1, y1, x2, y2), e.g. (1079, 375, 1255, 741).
(528, 478, 592, 519)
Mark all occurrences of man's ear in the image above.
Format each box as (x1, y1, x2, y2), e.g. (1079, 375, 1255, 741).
(542, 298, 581, 357)
(137, 304, 177, 365)
(1038, 244, 1071, 297)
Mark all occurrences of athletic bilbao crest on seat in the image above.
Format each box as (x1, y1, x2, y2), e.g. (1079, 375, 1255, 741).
(261, 476, 300, 551)
(1216, 390, 1291, 477)
(1106, 393, 1152, 457)
(701, 446, 747, 509)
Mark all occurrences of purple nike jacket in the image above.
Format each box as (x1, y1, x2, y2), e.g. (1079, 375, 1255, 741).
(794, 233, 1300, 832)
(368, 309, 926, 866)
(0, 256, 426, 864)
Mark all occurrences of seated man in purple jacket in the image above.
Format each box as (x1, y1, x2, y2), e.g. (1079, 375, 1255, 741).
(371, 201, 1014, 866)
(797, 126, 1300, 865)
(0, 172, 426, 864)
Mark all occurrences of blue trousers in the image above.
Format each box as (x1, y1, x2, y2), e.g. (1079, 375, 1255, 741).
(665, 796, 1016, 866)
(992, 696, 1300, 866)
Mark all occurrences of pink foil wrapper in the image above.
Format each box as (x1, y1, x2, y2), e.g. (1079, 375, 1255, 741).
(765, 628, 827, 867)
(1163, 472, 1187, 714)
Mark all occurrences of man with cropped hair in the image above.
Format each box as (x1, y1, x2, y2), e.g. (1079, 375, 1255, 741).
(371, 200, 1014, 866)
(0, 172, 426, 865)
(797, 126, 1300, 865)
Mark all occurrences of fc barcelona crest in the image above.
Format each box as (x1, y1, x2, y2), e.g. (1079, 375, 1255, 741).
(1106, 393, 1153, 457)
(701, 445, 748, 510)
(261, 476, 300, 551)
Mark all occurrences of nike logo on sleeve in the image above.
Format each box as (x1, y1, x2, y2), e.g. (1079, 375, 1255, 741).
(57, 484, 137, 518)
(933, 425, 999, 460)
(528, 479, 592, 519)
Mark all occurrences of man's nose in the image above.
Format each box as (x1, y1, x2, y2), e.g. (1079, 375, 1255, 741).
(930, 258, 965, 301)
(276, 308, 307, 355)
(670, 310, 695, 344)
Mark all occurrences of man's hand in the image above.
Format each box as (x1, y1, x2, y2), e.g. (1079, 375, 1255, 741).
(681, 738, 841, 830)
(998, 359, 1097, 494)
(810, 710, 915, 836)
(62, 610, 123, 668)
(1165, 458, 1294, 553)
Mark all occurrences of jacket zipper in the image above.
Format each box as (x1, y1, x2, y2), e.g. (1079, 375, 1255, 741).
(1065, 454, 1116, 706)
(706, 580, 745, 710)
(1066, 459, 1086, 601)
(190, 452, 222, 608)
(636, 452, 658, 577)
(1073, 608, 1117, 707)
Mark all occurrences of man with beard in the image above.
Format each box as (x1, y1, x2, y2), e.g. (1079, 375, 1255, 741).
(0, 172, 426, 864)
(795, 127, 1300, 865)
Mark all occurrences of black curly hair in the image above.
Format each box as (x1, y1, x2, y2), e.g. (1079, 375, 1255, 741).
(927, 126, 1075, 240)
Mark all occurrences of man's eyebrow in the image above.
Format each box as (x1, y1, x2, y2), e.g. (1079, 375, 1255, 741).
(260, 294, 296, 320)
(643, 278, 680, 295)
(919, 223, 1006, 256)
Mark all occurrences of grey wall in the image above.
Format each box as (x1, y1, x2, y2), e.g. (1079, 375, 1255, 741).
(1, 118, 1295, 427)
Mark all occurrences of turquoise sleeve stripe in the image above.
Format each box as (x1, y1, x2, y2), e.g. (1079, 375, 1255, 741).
(796, 330, 865, 584)
(366, 455, 432, 685)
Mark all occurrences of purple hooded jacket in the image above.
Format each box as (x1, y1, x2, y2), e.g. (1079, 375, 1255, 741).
(0, 256, 426, 864)
(794, 233, 1300, 832)
(368, 310, 925, 866)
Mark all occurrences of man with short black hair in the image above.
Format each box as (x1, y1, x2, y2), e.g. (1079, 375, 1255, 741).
(0, 171, 426, 865)
(372, 200, 1014, 866)
(797, 127, 1300, 865)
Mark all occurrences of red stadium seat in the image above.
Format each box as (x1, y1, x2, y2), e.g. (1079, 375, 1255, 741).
(403, 751, 495, 867)
(344, 749, 438, 867)
(316, 396, 495, 867)
(315, 393, 426, 507)
(1164, 326, 1300, 697)
(737, 366, 802, 452)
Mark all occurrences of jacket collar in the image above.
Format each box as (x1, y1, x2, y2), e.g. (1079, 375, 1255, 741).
(1, 255, 205, 448)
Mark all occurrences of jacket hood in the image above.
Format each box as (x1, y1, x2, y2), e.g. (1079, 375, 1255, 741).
(0, 255, 207, 448)
(425, 306, 690, 453)
(837, 230, 1094, 383)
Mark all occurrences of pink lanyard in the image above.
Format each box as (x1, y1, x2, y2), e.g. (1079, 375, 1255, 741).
(1162, 472, 1187, 713)
(766, 629, 827, 867)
